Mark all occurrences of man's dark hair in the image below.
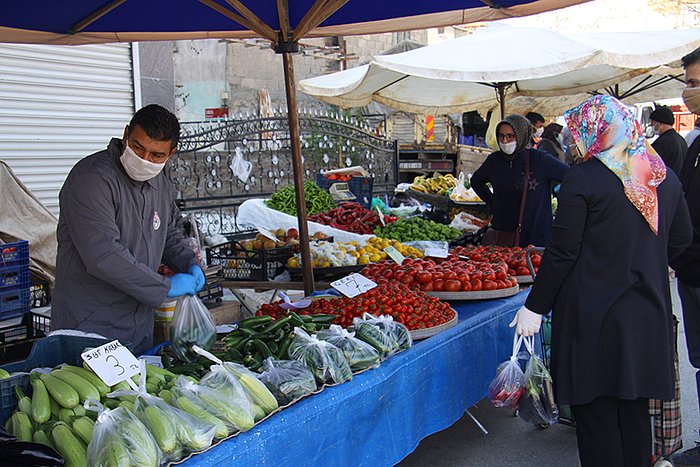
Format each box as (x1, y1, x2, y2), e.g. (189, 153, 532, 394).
(128, 104, 180, 148)
(526, 111, 545, 125)
(682, 46, 700, 69)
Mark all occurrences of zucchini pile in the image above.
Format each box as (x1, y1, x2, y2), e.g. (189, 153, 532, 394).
(2, 361, 279, 466)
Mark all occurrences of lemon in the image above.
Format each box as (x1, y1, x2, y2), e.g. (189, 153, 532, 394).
(358, 248, 366, 255)
(321, 261, 331, 268)
(287, 257, 299, 268)
(358, 255, 370, 265)
(369, 253, 382, 262)
(312, 259, 319, 267)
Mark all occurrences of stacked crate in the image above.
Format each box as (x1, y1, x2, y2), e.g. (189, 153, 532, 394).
(0, 241, 30, 320)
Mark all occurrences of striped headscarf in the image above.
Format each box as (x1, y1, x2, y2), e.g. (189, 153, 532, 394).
(564, 95, 666, 235)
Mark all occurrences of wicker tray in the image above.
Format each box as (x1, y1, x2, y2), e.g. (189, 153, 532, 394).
(516, 275, 534, 284)
(409, 308, 458, 340)
(426, 283, 520, 300)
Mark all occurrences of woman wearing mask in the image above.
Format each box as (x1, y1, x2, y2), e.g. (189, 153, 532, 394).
(537, 123, 567, 164)
(509, 95, 692, 467)
(470, 114, 569, 247)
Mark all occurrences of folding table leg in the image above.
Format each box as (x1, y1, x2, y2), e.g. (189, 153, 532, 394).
(465, 408, 489, 435)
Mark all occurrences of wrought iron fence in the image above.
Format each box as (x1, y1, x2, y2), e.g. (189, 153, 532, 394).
(170, 111, 398, 237)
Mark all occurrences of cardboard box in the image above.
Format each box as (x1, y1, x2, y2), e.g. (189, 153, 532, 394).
(207, 297, 241, 326)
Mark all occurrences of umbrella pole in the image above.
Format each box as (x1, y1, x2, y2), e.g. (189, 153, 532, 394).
(282, 51, 315, 296)
(497, 84, 506, 117)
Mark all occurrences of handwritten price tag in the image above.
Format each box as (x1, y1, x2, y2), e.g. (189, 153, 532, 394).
(331, 273, 377, 298)
(383, 246, 405, 265)
(424, 247, 448, 258)
(82, 340, 140, 387)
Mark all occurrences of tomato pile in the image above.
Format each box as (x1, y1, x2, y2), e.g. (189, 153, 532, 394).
(451, 245, 541, 278)
(361, 257, 517, 293)
(256, 283, 455, 330)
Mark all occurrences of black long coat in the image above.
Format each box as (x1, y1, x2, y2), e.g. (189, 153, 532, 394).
(525, 158, 692, 406)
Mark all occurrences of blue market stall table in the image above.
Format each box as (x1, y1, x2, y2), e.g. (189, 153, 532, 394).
(180, 290, 529, 466)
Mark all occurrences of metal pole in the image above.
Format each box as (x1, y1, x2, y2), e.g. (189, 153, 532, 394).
(497, 84, 506, 118)
(282, 51, 315, 296)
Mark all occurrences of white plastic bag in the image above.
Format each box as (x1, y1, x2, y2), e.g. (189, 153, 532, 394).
(316, 324, 380, 372)
(258, 357, 318, 404)
(171, 375, 254, 436)
(352, 313, 411, 355)
(488, 333, 527, 409)
(108, 365, 217, 461)
(288, 327, 353, 385)
(230, 146, 252, 183)
(170, 295, 216, 363)
(518, 337, 559, 426)
(449, 172, 470, 202)
(85, 400, 162, 467)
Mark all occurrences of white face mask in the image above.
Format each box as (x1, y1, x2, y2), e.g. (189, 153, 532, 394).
(119, 143, 166, 181)
(534, 127, 544, 138)
(683, 87, 700, 115)
(499, 141, 517, 155)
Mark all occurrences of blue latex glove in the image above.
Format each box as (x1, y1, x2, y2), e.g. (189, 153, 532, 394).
(188, 264, 206, 292)
(167, 273, 197, 298)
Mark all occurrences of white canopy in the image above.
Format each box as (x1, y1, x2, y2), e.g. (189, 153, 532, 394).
(299, 24, 700, 116)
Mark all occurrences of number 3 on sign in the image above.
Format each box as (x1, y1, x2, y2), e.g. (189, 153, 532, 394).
(331, 273, 377, 298)
(81, 340, 141, 387)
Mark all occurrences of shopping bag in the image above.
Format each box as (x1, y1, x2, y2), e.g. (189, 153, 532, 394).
(488, 333, 527, 409)
(170, 294, 216, 363)
(518, 336, 559, 426)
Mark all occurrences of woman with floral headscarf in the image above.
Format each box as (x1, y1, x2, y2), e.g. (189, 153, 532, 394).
(509, 95, 692, 466)
(470, 114, 569, 247)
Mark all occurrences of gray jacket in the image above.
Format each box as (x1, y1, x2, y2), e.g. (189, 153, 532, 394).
(52, 138, 196, 353)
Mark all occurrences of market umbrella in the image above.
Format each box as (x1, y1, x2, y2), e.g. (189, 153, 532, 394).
(299, 23, 700, 118)
(0, 1, 589, 295)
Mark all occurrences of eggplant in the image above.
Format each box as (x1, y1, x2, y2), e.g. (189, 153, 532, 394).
(0, 441, 65, 466)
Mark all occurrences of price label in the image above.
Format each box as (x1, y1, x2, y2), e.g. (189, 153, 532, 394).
(254, 225, 278, 242)
(331, 273, 377, 298)
(82, 340, 140, 387)
(138, 355, 164, 369)
(375, 206, 386, 226)
(383, 246, 405, 265)
(424, 247, 448, 258)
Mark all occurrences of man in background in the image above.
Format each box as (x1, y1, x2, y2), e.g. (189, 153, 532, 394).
(650, 105, 687, 175)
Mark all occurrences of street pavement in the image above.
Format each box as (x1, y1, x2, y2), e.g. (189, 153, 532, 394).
(400, 279, 699, 466)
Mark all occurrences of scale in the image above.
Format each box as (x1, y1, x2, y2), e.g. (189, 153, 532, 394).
(329, 182, 356, 201)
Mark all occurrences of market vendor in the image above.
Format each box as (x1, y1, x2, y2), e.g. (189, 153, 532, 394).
(470, 114, 569, 247)
(52, 104, 205, 354)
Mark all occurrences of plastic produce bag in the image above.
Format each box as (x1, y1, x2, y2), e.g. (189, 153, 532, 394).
(108, 367, 216, 462)
(230, 146, 252, 183)
(199, 360, 278, 420)
(316, 324, 380, 372)
(258, 357, 317, 404)
(171, 375, 254, 437)
(488, 333, 527, 409)
(85, 400, 161, 467)
(288, 328, 353, 385)
(352, 313, 410, 358)
(518, 337, 559, 426)
(449, 172, 470, 202)
(170, 295, 216, 363)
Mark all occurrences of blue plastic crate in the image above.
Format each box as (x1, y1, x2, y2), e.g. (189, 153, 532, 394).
(0, 334, 113, 424)
(0, 264, 30, 290)
(0, 240, 29, 268)
(316, 174, 374, 208)
(0, 287, 30, 320)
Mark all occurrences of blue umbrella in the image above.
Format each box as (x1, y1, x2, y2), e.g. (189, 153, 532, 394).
(0, 0, 588, 294)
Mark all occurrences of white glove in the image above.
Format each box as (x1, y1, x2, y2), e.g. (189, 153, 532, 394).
(509, 306, 542, 337)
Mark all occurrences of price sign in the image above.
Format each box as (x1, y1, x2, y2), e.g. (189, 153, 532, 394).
(331, 273, 377, 298)
(375, 206, 386, 226)
(82, 340, 140, 387)
(424, 247, 448, 258)
(254, 225, 278, 242)
(383, 246, 405, 265)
